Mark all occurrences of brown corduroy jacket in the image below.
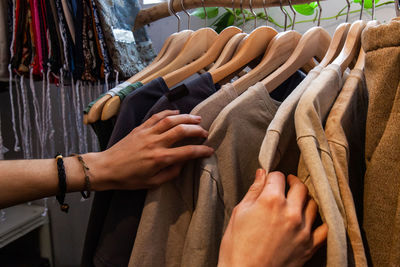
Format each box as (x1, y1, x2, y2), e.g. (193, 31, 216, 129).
(325, 69, 368, 267)
(362, 18, 400, 266)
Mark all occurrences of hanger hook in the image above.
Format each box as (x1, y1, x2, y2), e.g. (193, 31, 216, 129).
(360, 0, 364, 20)
(201, 0, 207, 27)
(263, 0, 268, 26)
(181, 0, 190, 29)
(249, 0, 257, 29)
(240, 0, 246, 30)
(317, 0, 322, 26)
(372, 0, 375, 20)
(232, 0, 237, 25)
(345, 0, 350, 22)
(279, 0, 287, 31)
(288, 0, 296, 30)
(168, 0, 181, 32)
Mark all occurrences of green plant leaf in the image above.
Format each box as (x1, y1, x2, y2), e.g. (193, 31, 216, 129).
(211, 11, 235, 33)
(191, 7, 219, 19)
(206, 7, 220, 19)
(293, 2, 318, 16)
(191, 8, 205, 18)
(235, 8, 252, 17)
(354, 0, 380, 9)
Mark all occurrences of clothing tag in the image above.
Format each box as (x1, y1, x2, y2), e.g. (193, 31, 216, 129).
(112, 28, 136, 44)
(166, 84, 189, 101)
(106, 81, 131, 97)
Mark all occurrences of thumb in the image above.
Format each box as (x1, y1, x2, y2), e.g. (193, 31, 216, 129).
(311, 223, 329, 255)
(240, 169, 267, 205)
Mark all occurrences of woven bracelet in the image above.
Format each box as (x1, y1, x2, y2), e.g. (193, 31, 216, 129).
(71, 154, 91, 199)
(55, 154, 69, 213)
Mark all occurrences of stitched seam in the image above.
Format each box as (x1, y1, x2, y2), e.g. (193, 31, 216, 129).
(201, 167, 226, 211)
(269, 129, 282, 136)
(297, 135, 332, 159)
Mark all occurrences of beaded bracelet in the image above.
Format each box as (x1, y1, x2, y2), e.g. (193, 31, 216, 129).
(55, 154, 69, 213)
(71, 154, 91, 199)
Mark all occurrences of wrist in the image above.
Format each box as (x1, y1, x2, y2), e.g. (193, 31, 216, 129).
(81, 152, 110, 191)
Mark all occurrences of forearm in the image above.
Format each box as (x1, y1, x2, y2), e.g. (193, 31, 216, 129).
(0, 111, 214, 209)
(0, 153, 107, 209)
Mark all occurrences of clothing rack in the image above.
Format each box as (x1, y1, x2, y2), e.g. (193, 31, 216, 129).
(134, 0, 326, 30)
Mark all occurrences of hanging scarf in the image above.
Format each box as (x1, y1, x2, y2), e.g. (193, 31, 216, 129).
(89, 0, 112, 79)
(28, 0, 43, 76)
(93, 0, 156, 79)
(0, 0, 10, 80)
(80, 0, 96, 82)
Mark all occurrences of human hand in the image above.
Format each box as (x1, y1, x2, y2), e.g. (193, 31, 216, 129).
(88, 110, 214, 191)
(218, 170, 328, 267)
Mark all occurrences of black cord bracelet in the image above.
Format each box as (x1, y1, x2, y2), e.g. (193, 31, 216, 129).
(55, 154, 69, 213)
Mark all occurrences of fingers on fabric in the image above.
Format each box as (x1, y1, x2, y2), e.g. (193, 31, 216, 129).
(153, 114, 202, 134)
(287, 174, 309, 212)
(240, 169, 267, 205)
(142, 110, 180, 128)
(304, 199, 318, 230)
(259, 171, 286, 205)
(161, 124, 208, 146)
(154, 145, 214, 169)
(147, 164, 183, 188)
(311, 223, 328, 253)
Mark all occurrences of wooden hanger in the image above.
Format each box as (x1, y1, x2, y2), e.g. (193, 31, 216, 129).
(140, 27, 218, 85)
(301, 58, 318, 73)
(233, 35, 248, 55)
(354, 0, 379, 71)
(262, 26, 331, 92)
(353, 45, 366, 72)
(232, 30, 301, 94)
(101, 28, 218, 121)
(331, 20, 366, 74)
(208, 32, 247, 72)
(127, 30, 194, 83)
(129, 0, 197, 84)
(152, 33, 175, 64)
(85, 30, 193, 123)
(162, 26, 242, 88)
(317, 23, 350, 67)
(209, 26, 278, 84)
(354, 20, 379, 71)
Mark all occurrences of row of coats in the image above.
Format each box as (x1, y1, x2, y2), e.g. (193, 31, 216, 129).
(82, 18, 400, 267)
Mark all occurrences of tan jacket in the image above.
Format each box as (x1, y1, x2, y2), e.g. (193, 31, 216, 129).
(129, 72, 304, 266)
(362, 18, 400, 266)
(324, 69, 368, 267)
(180, 83, 280, 266)
(128, 83, 239, 267)
(295, 64, 347, 267)
(259, 65, 323, 174)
